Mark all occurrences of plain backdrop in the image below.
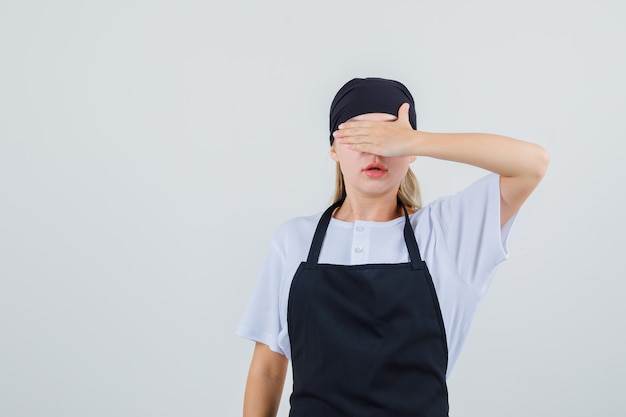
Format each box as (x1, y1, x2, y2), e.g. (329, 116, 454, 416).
(1, 0, 625, 416)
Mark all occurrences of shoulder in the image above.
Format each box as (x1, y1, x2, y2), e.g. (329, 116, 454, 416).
(271, 211, 323, 250)
(432, 173, 499, 205)
(418, 173, 500, 217)
(409, 173, 503, 255)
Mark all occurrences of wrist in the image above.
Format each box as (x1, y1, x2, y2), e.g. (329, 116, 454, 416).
(408, 130, 428, 156)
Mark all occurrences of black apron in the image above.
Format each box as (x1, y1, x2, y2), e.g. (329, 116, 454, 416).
(287, 200, 449, 417)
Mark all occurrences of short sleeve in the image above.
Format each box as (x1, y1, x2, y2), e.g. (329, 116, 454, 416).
(236, 238, 286, 356)
(429, 173, 517, 296)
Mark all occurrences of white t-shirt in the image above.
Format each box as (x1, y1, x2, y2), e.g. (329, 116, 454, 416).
(237, 173, 516, 377)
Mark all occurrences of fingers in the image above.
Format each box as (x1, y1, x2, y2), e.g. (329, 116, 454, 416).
(341, 141, 376, 154)
(334, 135, 369, 146)
(333, 130, 371, 148)
(347, 143, 375, 154)
(337, 121, 372, 130)
(333, 127, 369, 140)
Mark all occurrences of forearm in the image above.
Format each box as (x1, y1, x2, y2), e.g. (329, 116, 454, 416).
(412, 131, 549, 179)
(243, 370, 285, 417)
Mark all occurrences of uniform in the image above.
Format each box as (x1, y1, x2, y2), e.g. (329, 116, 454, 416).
(237, 173, 517, 414)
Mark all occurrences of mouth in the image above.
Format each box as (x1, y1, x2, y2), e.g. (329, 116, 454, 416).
(363, 163, 388, 178)
(363, 163, 387, 172)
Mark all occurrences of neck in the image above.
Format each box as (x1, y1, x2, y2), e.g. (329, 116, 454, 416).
(334, 190, 404, 222)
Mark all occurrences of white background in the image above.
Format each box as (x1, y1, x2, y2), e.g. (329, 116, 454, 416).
(1, 1, 624, 416)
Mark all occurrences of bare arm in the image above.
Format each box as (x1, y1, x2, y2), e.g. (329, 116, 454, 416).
(334, 103, 550, 225)
(408, 130, 549, 225)
(243, 342, 288, 417)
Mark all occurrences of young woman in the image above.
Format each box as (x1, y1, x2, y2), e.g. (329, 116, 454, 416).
(237, 77, 550, 417)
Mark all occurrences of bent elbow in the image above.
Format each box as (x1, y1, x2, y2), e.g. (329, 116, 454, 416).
(531, 145, 550, 179)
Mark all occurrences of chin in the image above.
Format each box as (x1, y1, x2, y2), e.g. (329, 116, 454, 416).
(359, 184, 399, 197)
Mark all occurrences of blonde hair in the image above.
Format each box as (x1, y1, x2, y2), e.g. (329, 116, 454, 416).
(332, 162, 422, 210)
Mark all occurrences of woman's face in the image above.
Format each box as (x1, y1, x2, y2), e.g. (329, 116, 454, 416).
(330, 113, 416, 199)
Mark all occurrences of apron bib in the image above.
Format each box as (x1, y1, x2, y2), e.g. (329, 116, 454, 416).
(287, 200, 449, 417)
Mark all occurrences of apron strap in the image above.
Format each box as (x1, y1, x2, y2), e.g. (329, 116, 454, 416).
(400, 200, 424, 271)
(306, 198, 425, 270)
(305, 199, 344, 269)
